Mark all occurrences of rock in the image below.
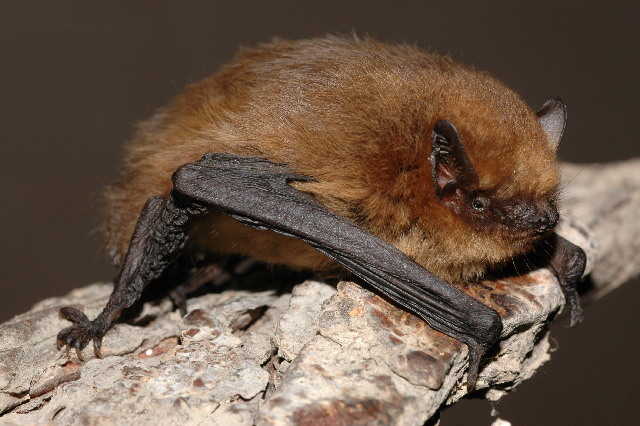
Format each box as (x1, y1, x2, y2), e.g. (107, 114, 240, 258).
(0, 287, 279, 425)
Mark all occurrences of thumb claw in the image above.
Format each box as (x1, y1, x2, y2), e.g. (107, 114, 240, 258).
(465, 341, 488, 393)
(59, 307, 90, 325)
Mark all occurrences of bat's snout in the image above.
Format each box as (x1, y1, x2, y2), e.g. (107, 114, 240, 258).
(503, 200, 559, 235)
(532, 207, 559, 234)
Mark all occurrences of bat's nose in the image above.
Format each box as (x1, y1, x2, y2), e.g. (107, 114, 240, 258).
(533, 206, 559, 234)
(503, 200, 560, 234)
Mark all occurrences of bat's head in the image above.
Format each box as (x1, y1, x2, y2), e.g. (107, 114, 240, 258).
(431, 117, 560, 233)
(433, 99, 563, 247)
(387, 94, 565, 283)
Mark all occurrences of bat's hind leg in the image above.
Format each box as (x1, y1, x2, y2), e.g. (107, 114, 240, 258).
(169, 263, 230, 316)
(57, 195, 208, 358)
(169, 257, 259, 316)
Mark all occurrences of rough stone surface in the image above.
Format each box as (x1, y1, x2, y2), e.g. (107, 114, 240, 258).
(274, 281, 337, 361)
(1, 160, 639, 425)
(259, 270, 564, 426)
(0, 286, 282, 425)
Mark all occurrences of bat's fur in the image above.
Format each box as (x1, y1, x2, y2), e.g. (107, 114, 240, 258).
(104, 36, 559, 284)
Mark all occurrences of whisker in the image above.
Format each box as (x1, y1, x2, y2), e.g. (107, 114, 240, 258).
(560, 168, 586, 191)
(512, 257, 521, 277)
(522, 253, 533, 273)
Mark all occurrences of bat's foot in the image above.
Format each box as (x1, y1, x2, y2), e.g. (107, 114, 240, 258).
(56, 307, 105, 361)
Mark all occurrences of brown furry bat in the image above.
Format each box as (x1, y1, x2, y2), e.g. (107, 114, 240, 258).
(57, 36, 585, 389)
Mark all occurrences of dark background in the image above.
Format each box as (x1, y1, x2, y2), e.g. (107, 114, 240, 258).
(1, 2, 638, 425)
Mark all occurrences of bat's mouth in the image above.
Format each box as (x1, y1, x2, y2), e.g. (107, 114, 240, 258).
(500, 202, 559, 238)
(499, 227, 555, 250)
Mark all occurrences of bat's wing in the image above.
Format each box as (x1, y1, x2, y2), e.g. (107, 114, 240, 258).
(57, 153, 501, 389)
(174, 153, 502, 388)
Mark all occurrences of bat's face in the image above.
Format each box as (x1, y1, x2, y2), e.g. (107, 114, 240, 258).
(373, 97, 565, 283)
(431, 118, 560, 243)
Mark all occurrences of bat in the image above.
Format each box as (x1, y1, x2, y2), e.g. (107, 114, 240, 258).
(56, 36, 585, 390)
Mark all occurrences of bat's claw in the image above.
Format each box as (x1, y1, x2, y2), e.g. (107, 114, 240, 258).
(56, 306, 105, 360)
(565, 289, 584, 327)
(465, 342, 486, 393)
(567, 301, 584, 327)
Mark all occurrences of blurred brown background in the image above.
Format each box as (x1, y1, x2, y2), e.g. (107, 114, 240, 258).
(1, 1, 638, 425)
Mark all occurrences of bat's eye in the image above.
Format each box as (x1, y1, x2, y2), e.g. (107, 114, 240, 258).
(471, 196, 490, 211)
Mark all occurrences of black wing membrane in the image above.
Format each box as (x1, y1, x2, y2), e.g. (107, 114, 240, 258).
(57, 153, 502, 389)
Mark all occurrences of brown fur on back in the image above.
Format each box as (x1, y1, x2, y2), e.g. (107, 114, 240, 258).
(104, 35, 559, 283)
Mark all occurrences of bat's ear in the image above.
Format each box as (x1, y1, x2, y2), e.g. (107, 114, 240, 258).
(430, 120, 478, 198)
(537, 97, 567, 149)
